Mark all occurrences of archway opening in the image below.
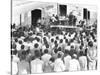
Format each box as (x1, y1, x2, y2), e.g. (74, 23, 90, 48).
(31, 9, 41, 27)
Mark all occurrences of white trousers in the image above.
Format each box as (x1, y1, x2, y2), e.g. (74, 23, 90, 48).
(89, 60, 96, 70)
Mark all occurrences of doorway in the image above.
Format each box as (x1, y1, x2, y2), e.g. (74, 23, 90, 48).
(59, 5, 67, 16)
(31, 9, 41, 27)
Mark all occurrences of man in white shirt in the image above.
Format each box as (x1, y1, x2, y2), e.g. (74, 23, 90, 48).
(41, 49, 52, 63)
(23, 41, 29, 51)
(12, 56, 19, 75)
(18, 55, 30, 75)
(16, 42, 21, 51)
(79, 51, 87, 71)
(51, 14, 57, 22)
(54, 53, 65, 72)
(59, 34, 64, 40)
(87, 41, 97, 70)
(65, 32, 71, 42)
(31, 50, 44, 73)
(12, 50, 19, 75)
(69, 54, 80, 71)
(64, 50, 72, 71)
(42, 45, 46, 53)
(30, 42, 40, 56)
(70, 32, 75, 40)
(49, 38, 55, 49)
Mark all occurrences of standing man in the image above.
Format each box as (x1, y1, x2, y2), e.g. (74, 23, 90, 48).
(54, 53, 65, 72)
(31, 50, 44, 73)
(87, 41, 97, 70)
(64, 50, 72, 71)
(18, 51, 30, 75)
(79, 51, 87, 71)
(69, 54, 80, 71)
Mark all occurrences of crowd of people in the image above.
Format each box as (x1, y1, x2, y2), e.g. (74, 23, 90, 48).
(11, 18, 97, 75)
(36, 12, 77, 27)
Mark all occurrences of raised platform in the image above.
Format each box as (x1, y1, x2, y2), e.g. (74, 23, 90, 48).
(50, 25, 78, 28)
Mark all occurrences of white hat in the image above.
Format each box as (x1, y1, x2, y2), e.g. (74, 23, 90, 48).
(73, 54, 77, 58)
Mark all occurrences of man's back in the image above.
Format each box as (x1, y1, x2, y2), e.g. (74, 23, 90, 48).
(12, 61, 18, 75)
(79, 56, 87, 71)
(18, 60, 30, 75)
(12, 55, 19, 75)
(42, 54, 51, 63)
(54, 58, 65, 72)
(64, 55, 72, 71)
(69, 59, 80, 71)
(31, 58, 44, 73)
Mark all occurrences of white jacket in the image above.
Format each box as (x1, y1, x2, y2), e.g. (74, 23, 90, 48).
(69, 59, 80, 71)
(64, 55, 72, 71)
(31, 58, 44, 73)
(54, 58, 65, 72)
(79, 56, 87, 71)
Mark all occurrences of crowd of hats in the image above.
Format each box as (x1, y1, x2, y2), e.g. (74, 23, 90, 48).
(11, 22, 97, 73)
